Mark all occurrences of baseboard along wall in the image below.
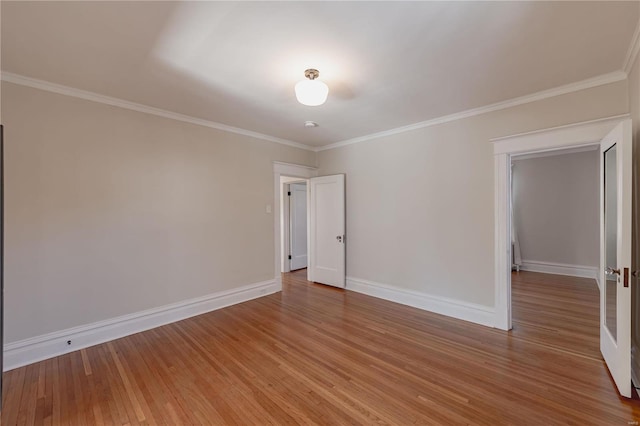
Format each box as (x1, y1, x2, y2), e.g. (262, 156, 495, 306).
(346, 276, 495, 328)
(4, 279, 280, 371)
(8, 272, 536, 371)
(519, 260, 598, 280)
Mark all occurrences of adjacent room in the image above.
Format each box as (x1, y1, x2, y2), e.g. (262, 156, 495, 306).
(1, 1, 640, 424)
(511, 148, 601, 359)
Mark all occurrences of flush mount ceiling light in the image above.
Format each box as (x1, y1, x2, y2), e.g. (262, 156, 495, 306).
(295, 69, 328, 106)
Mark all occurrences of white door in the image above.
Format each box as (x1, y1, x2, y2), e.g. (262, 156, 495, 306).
(289, 183, 308, 270)
(309, 174, 345, 288)
(600, 119, 633, 398)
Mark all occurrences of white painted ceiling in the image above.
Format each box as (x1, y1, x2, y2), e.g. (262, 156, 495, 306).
(2, 1, 639, 148)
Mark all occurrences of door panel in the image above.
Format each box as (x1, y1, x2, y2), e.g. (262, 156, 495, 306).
(600, 119, 632, 398)
(309, 174, 345, 288)
(289, 183, 307, 270)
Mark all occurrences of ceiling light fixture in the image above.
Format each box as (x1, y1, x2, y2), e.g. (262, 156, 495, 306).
(295, 69, 328, 106)
(304, 121, 319, 128)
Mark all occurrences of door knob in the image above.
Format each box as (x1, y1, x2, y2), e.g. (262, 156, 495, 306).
(606, 267, 621, 275)
(336, 235, 343, 243)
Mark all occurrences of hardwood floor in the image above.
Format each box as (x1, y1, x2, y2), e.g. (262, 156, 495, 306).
(3, 269, 640, 425)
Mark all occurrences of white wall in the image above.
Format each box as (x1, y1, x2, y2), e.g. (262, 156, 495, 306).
(2, 81, 316, 343)
(512, 150, 599, 270)
(317, 80, 628, 310)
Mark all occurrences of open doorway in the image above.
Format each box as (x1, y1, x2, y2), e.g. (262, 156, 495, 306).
(272, 161, 316, 286)
(272, 162, 347, 289)
(510, 147, 600, 358)
(492, 116, 633, 397)
(280, 177, 308, 273)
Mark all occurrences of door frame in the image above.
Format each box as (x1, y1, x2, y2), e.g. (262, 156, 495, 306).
(273, 162, 317, 285)
(492, 114, 630, 330)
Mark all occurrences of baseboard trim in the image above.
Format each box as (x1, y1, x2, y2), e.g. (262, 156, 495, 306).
(346, 276, 495, 328)
(520, 260, 598, 279)
(4, 279, 280, 371)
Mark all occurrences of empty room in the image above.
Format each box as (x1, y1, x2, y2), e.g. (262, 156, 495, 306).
(1, 1, 640, 424)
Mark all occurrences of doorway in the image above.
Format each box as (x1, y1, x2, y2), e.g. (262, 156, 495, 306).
(272, 162, 346, 289)
(510, 147, 601, 358)
(280, 177, 308, 273)
(272, 161, 316, 285)
(511, 147, 600, 279)
(492, 115, 628, 329)
(492, 115, 633, 397)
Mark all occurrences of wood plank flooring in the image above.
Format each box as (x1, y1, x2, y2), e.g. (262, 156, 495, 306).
(2, 269, 640, 425)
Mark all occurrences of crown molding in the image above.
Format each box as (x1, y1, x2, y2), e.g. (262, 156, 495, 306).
(2, 68, 630, 155)
(316, 71, 628, 152)
(491, 114, 630, 156)
(623, 16, 640, 74)
(490, 113, 630, 143)
(1, 72, 315, 152)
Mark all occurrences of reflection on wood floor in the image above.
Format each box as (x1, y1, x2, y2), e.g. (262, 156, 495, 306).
(2, 269, 639, 424)
(512, 270, 601, 360)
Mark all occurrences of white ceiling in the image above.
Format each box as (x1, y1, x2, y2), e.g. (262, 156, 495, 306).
(2, 1, 639, 148)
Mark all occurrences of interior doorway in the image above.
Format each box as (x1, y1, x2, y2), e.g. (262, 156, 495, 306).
(280, 177, 308, 273)
(273, 162, 347, 289)
(272, 161, 316, 285)
(492, 115, 628, 329)
(492, 116, 633, 397)
(510, 147, 601, 358)
(510, 147, 600, 280)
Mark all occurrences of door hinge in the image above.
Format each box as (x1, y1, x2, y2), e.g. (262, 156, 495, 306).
(287, 191, 291, 196)
(288, 255, 292, 260)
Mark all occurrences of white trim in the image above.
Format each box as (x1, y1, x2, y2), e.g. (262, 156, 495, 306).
(519, 260, 598, 280)
(623, 17, 640, 75)
(3, 279, 279, 371)
(346, 276, 495, 328)
(492, 114, 630, 155)
(511, 144, 598, 161)
(5, 70, 629, 155)
(494, 153, 512, 331)
(3, 69, 631, 154)
(273, 161, 318, 175)
(1, 72, 314, 152)
(317, 71, 627, 152)
(493, 116, 629, 332)
(282, 182, 291, 273)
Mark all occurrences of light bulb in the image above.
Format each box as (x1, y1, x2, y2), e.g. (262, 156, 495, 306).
(295, 77, 328, 106)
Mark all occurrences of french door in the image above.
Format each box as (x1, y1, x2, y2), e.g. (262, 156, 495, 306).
(600, 119, 632, 397)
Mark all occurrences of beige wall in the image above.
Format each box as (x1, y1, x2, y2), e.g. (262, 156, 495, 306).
(317, 80, 628, 308)
(2, 82, 315, 343)
(629, 16, 640, 384)
(2, 52, 636, 342)
(512, 150, 599, 268)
